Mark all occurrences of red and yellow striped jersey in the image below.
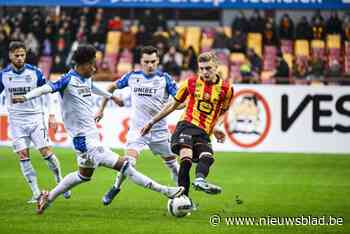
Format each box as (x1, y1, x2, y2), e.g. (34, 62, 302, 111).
(174, 75, 234, 135)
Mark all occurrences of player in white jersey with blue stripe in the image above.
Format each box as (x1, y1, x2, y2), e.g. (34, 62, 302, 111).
(96, 46, 180, 205)
(14, 44, 184, 214)
(0, 41, 70, 203)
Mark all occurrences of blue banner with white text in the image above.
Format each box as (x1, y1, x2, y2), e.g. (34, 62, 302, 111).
(1, 0, 350, 9)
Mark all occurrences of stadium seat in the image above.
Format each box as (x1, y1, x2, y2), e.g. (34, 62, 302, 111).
(216, 51, 229, 65)
(200, 34, 214, 53)
(283, 53, 294, 71)
(229, 64, 242, 82)
(311, 40, 325, 59)
(230, 53, 245, 65)
(104, 53, 118, 73)
(105, 31, 121, 54)
(247, 33, 262, 57)
(295, 40, 310, 57)
(185, 27, 201, 54)
(327, 34, 341, 49)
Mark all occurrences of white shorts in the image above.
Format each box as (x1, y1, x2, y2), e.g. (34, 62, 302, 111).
(9, 119, 51, 152)
(126, 129, 174, 158)
(73, 134, 119, 169)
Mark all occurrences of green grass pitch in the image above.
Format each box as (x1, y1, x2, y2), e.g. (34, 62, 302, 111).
(0, 146, 349, 234)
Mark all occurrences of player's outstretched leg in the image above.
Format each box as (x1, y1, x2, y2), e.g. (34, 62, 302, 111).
(40, 148, 71, 199)
(36, 171, 90, 214)
(192, 154, 221, 195)
(114, 159, 184, 199)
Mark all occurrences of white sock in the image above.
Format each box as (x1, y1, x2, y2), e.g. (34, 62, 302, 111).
(113, 155, 136, 189)
(44, 154, 63, 183)
(122, 162, 167, 194)
(164, 158, 179, 184)
(48, 171, 89, 202)
(20, 159, 40, 197)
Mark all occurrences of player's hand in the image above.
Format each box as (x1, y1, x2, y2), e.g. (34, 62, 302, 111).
(111, 95, 124, 107)
(12, 95, 26, 104)
(140, 121, 153, 136)
(94, 111, 104, 123)
(213, 128, 226, 143)
(48, 114, 58, 131)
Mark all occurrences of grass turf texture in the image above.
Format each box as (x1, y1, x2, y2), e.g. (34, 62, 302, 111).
(0, 147, 349, 234)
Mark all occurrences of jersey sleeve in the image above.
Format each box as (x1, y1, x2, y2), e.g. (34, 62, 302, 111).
(48, 74, 71, 93)
(0, 72, 4, 94)
(174, 80, 188, 103)
(36, 68, 47, 87)
(222, 86, 234, 112)
(116, 72, 132, 89)
(164, 73, 178, 97)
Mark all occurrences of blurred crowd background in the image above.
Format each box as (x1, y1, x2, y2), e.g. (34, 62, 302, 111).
(1, 7, 350, 85)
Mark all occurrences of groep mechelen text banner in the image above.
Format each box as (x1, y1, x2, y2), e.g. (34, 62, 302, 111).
(0, 83, 348, 154)
(1, 0, 350, 9)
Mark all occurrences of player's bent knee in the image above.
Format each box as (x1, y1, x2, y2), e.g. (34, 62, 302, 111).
(78, 167, 94, 180)
(126, 149, 139, 159)
(17, 150, 30, 161)
(162, 155, 177, 161)
(179, 147, 193, 159)
(39, 147, 53, 157)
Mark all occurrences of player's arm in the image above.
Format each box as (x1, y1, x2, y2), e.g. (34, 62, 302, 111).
(95, 72, 130, 122)
(140, 98, 181, 136)
(141, 79, 189, 136)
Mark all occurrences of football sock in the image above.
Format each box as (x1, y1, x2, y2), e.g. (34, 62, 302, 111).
(44, 154, 63, 183)
(195, 155, 214, 179)
(164, 158, 179, 184)
(178, 157, 192, 196)
(48, 171, 89, 202)
(122, 162, 168, 195)
(20, 159, 40, 197)
(113, 155, 136, 189)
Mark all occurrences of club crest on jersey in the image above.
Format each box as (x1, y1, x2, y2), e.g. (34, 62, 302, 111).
(136, 78, 140, 83)
(204, 93, 211, 101)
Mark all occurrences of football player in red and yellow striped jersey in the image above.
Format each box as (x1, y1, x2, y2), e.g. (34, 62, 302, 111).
(141, 52, 233, 197)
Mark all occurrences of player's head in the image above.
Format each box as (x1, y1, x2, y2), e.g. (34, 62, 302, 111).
(197, 51, 220, 82)
(73, 44, 97, 78)
(140, 46, 159, 75)
(9, 41, 26, 69)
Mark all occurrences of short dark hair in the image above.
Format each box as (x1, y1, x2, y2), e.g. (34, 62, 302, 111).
(9, 41, 26, 52)
(72, 44, 96, 65)
(140, 46, 159, 57)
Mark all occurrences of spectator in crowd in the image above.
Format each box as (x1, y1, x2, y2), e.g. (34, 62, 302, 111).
(24, 32, 39, 56)
(107, 16, 123, 31)
(182, 46, 198, 72)
(311, 17, 325, 40)
(246, 48, 262, 75)
(296, 16, 312, 40)
(248, 10, 265, 33)
(307, 56, 325, 81)
(167, 28, 181, 50)
(326, 11, 342, 35)
(263, 17, 278, 46)
(212, 27, 230, 54)
(293, 58, 309, 81)
(279, 13, 294, 40)
(327, 59, 342, 80)
(120, 25, 136, 51)
(229, 29, 246, 53)
(231, 10, 249, 34)
(163, 46, 183, 77)
(141, 9, 158, 34)
(273, 53, 290, 84)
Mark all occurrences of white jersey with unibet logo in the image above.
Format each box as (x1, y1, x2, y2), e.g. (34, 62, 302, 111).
(48, 69, 101, 138)
(116, 70, 177, 131)
(0, 64, 46, 121)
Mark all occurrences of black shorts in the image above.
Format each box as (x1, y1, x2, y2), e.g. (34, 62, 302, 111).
(171, 121, 213, 162)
